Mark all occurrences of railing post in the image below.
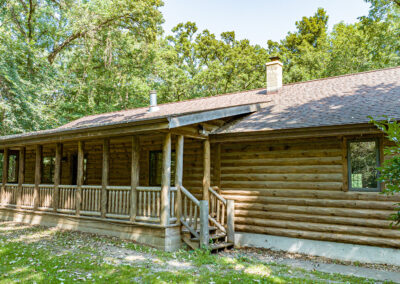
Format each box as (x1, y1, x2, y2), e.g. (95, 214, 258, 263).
(53, 143, 62, 212)
(130, 136, 140, 222)
(34, 145, 42, 210)
(76, 141, 84, 216)
(160, 132, 171, 226)
(203, 138, 210, 201)
(175, 135, 184, 224)
(17, 147, 25, 209)
(227, 199, 235, 244)
(199, 200, 209, 249)
(1, 148, 8, 205)
(101, 138, 109, 218)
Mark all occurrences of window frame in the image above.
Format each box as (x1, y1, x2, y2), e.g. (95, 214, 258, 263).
(347, 138, 381, 192)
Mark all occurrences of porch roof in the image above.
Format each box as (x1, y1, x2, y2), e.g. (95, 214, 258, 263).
(0, 90, 268, 146)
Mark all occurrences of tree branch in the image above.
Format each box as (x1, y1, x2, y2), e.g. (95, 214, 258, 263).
(47, 13, 131, 64)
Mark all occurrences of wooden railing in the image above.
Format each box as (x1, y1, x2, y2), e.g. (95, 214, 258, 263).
(38, 184, 54, 209)
(58, 185, 77, 213)
(106, 186, 130, 219)
(180, 186, 201, 240)
(81, 185, 101, 216)
(0, 183, 200, 229)
(21, 184, 35, 208)
(209, 186, 235, 243)
(209, 186, 227, 233)
(2, 184, 18, 206)
(136, 186, 161, 222)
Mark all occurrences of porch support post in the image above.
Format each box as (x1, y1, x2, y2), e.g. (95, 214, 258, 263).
(130, 136, 140, 222)
(199, 200, 209, 248)
(226, 199, 235, 243)
(160, 132, 171, 226)
(17, 147, 25, 208)
(202, 138, 210, 201)
(76, 141, 84, 216)
(1, 148, 9, 204)
(101, 138, 109, 218)
(34, 145, 42, 210)
(53, 143, 62, 212)
(175, 135, 184, 224)
(214, 143, 221, 192)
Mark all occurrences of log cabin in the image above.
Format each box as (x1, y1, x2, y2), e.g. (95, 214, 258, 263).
(1, 59, 400, 259)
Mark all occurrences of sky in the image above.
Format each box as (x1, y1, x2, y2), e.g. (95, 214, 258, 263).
(160, 0, 371, 46)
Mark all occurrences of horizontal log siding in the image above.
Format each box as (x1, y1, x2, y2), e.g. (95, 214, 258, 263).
(220, 136, 400, 248)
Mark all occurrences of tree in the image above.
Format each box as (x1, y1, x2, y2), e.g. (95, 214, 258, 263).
(370, 117, 400, 225)
(267, 8, 330, 83)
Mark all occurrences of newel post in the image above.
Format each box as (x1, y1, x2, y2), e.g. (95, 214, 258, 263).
(1, 148, 9, 205)
(175, 135, 184, 224)
(199, 200, 209, 248)
(227, 199, 235, 244)
(53, 143, 62, 212)
(160, 132, 171, 226)
(101, 138, 109, 218)
(34, 145, 42, 210)
(76, 141, 84, 216)
(130, 136, 140, 222)
(17, 147, 25, 208)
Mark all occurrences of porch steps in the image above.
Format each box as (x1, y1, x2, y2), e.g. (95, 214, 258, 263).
(182, 227, 234, 252)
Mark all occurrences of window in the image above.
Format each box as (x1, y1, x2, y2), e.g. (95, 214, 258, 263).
(348, 139, 380, 191)
(8, 153, 18, 183)
(42, 156, 55, 184)
(149, 150, 175, 186)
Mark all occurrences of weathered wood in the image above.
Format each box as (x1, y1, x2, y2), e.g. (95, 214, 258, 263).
(53, 143, 62, 212)
(226, 199, 235, 243)
(101, 138, 109, 218)
(175, 135, 184, 224)
(160, 133, 171, 226)
(130, 136, 140, 221)
(33, 145, 42, 209)
(214, 143, 221, 189)
(199, 200, 209, 248)
(342, 137, 348, 191)
(202, 139, 210, 201)
(1, 148, 9, 203)
(76, 141, 84, 216)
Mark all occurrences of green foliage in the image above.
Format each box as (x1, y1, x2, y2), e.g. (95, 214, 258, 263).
(0, 2, 399, 135)
(370, 116, 400, 225)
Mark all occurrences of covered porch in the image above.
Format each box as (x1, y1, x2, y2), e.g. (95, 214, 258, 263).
(0, 128, 234, 251)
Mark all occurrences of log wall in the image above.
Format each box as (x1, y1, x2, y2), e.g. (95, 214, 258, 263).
(218, 136, 400, 248)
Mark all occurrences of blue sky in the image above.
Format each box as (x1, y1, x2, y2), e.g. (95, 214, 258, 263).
(160, 0, 371, 46)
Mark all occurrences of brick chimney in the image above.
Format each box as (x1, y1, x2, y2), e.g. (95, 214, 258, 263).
(266, 56, 283, 93)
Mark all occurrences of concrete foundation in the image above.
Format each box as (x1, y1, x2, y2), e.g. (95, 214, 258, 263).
(236, 232, 400, 266)
(0, 208, 181, 251)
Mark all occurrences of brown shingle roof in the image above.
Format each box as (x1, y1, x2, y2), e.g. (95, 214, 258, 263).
(216, 66, 400, 134)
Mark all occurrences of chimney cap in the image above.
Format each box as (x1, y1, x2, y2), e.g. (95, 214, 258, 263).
(269, 56, 281, 61)
(150, 89, 157, 94)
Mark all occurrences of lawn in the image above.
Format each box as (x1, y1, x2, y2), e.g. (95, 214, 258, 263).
(0, 221, 390, 283)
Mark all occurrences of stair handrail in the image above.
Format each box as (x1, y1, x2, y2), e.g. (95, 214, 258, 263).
(180, 186, 200, 206)
(209, 186, 226, 206)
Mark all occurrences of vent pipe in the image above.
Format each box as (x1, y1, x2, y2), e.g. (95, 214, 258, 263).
(148, 90, 159, 112)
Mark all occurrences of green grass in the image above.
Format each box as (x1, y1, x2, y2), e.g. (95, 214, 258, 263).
(0, 222, 391, 283)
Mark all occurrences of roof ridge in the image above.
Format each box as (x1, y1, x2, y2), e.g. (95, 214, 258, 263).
(282, 65, 400, 87)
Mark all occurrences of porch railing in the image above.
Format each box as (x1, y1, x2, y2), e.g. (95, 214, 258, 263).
(0, 184, 179, 226)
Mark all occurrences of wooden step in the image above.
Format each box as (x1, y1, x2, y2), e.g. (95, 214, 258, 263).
(191, 232, 226, 242)
(181, 226, 217, 234)
(209, 242, 234, 252)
